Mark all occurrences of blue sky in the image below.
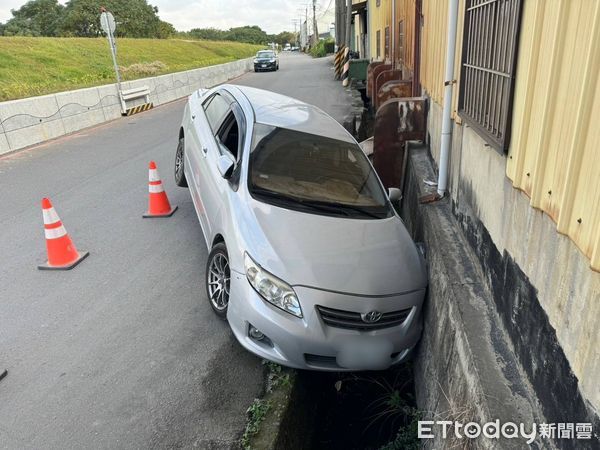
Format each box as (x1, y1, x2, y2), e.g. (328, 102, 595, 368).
(0, 0, 336, 34)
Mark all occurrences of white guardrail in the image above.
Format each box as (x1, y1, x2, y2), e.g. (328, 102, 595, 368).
(0, 58, 253, 156)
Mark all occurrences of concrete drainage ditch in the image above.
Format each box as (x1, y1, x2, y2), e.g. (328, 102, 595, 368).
(243, 362, 419, 450)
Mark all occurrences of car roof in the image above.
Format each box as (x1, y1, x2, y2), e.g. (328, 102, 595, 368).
(224, 84, 355, 144)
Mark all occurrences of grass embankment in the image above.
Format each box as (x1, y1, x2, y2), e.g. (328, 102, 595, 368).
(0, 37, 263, 101)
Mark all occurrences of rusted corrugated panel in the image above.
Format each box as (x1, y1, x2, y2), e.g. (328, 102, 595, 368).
(377, 79, 412, 108)
(374, 68, 402, 109)
(507, 0, 600, 271)
(373, 98, 427, 188)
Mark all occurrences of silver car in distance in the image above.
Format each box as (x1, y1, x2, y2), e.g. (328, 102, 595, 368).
(175, 84, 428, 371)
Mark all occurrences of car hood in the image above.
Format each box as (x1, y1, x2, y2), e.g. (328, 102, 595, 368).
(241, 198, 427, 296)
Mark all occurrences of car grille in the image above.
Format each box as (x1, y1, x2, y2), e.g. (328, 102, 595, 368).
(316, 305, 411, 331)
(304, 353, 340, 369)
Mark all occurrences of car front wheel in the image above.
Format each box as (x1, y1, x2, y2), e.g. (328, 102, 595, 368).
(174, 135, 188, 187)
(206, 242, 230, 319)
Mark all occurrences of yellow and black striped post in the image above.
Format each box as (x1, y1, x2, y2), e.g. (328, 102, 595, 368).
(341, 47, 350, 87)
(124, 102, 154, 116)
(334, 45, 345, 80)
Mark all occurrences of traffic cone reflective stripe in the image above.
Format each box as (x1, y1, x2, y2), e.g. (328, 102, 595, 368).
(143, 161, 177, 218)
(38, 198, 89, 270)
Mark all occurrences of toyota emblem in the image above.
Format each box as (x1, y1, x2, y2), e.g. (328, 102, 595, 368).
(361, 311, 382, 323)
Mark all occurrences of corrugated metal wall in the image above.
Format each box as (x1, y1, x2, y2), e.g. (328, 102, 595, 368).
(506, 0, 600, 271)
(419, 0, 600, 271)
(394, 0, 416, 76)
(420, 0, 464, 119)
(368, 0, 391, 61)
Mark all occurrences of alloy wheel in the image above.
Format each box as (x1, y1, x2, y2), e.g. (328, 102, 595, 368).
(207, 252, 230, 311)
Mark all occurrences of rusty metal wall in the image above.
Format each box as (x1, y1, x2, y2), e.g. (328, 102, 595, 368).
(506, 0, 600, 271)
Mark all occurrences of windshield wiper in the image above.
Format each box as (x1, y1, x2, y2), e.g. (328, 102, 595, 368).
(252, 188, 384, 218)
(305, 199, 385, 219)
(252, 188, 351, 216)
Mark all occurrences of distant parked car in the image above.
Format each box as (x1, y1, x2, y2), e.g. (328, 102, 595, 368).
(253, 50, 279, 72)
(175, 85, 428, 371)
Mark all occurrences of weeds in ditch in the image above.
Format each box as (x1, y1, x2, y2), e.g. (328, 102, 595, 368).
(262, 360, 292, 392)
(241, 398, 271, 450)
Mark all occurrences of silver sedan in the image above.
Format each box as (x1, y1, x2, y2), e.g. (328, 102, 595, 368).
(174, 84, 428, 371)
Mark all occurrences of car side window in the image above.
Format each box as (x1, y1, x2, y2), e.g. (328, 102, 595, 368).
(203, 94, 229, 134)
(217, 112, 239, 160)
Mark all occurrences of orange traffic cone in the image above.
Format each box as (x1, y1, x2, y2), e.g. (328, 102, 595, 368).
(38, 198, 89, 270)
(143, 161, 177, 218)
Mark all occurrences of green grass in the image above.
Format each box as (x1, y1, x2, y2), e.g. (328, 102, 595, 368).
(0, 37, 263, 101)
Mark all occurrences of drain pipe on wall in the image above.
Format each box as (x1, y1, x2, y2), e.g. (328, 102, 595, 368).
(437, 0, 460, 197)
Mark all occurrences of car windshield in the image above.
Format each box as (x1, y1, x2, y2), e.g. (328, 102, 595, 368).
(257, 51, 274, 58)
(249, 124, 392, 219)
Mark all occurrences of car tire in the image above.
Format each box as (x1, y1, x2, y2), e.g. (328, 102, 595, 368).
(206, 242, 230, 319)
(174, 135, 188, 187)
(254, 68, 258, 72)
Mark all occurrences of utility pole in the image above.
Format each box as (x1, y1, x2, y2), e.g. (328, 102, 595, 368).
(312, 0, 319, 46)
(345, 0, 352, 49)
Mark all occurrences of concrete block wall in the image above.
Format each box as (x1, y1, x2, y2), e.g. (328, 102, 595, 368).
(0, 58, 253, 156)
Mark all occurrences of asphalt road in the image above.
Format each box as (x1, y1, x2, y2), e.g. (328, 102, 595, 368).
(0, 52, 352, 449)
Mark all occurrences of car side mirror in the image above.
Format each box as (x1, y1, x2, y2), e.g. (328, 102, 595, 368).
(217, 154, 235, 179)
(388, 188, 402, 202)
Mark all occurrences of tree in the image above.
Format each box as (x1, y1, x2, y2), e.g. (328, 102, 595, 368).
(223, 26, 268, 45)
(273, 31, 296, 46)
(60, 0, 172, 38)
(2, 0, 64, 36)
(188, 27, 226, 41)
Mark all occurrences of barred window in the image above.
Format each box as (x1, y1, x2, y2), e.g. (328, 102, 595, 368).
(384, 26, 390, 60)
(458, 0, 523, 152)
(376, 30, 381, 59)
(398, 20, 405, 67)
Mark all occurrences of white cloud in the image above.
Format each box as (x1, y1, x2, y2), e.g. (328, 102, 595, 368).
(0, 0, 334, 35)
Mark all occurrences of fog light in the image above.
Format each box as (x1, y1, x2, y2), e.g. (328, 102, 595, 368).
(249, 326, 265, 341)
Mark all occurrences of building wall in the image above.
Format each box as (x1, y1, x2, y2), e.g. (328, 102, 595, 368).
(392, 0, 416, 78)
(420, 0, 600, 415)
(420, 0, 464, 130)
(368, 0, 392, 61)
(506, 0, 600, 271)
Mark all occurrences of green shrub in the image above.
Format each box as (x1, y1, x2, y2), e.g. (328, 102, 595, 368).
(309, 38, 334, 58)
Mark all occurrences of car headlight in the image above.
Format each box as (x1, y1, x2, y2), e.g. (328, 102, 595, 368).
(269, 58, 275, 63)
(244, 253, 302, 318)
(253, 59, 258, 63)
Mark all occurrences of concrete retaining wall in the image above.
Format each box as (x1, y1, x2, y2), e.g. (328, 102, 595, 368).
(425, 98, 600, 436)
(401, 145, 547, 449)
(0, 58, 253, 156)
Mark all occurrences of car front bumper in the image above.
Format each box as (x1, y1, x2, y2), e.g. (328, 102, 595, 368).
(227, 270, 425, 371)
(254, 61, 277, 71)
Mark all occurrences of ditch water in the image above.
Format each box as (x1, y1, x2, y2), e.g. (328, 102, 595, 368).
(302, 363, 418, 450)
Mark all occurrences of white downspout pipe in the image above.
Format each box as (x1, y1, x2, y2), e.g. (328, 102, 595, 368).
(437, 0, 460, 197)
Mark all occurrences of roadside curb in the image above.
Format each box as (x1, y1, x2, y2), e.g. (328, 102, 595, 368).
(243, 365, 315, 450)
